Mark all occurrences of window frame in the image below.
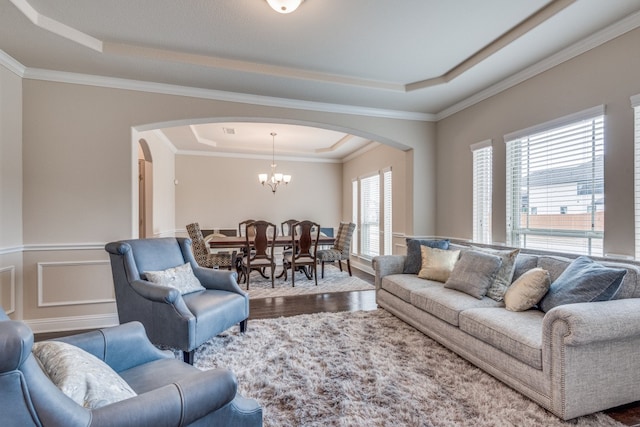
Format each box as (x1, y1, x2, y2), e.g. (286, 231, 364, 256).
(471, 140, 493, 244)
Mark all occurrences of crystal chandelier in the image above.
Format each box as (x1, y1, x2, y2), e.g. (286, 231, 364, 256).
(258, 132, 291, 194)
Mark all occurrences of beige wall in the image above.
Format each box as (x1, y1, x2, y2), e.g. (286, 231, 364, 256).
(436, 27, 640, 258)
(175, 155, 342, 232)
(0, 65, 22, 318)
(4, 75, 434, 329)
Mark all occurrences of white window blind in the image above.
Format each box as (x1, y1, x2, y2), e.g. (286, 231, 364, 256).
(352, 179, 358, 255)
(505, 106, 605, 256)
(383, 168, 393, 255)
(632, 94, 640, 259)
(360, 174, 380, 258)
(471, 141, 492, 243)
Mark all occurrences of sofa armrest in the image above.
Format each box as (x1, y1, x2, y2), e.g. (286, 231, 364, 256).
(543, 298, 640, 346)
(194, 267, 246, 296)
(89, 369, 237, 427)
(130, 279, 180, 304)
(372, 255, 406, 290)
(57, 322, 172, 372)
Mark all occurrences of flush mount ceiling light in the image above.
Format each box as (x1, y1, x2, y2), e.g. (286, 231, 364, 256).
(266, 0, 304, 14)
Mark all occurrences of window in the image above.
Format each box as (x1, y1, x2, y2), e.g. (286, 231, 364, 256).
(633, 94, 640, 259)
(352, 168, 393, 258)
(471, 140, 492, 243)
(351, 179, 358, 255)
(505, 106, 604, 256)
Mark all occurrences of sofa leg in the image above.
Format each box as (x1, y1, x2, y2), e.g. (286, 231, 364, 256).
(183, 350, 195, 365)
(240, 319, 247, 333)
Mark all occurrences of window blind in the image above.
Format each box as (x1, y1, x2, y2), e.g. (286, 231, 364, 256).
(360, 174, 380, 258)
(505, 107, 605, 256)
(471, 141, 492, 243)
(352, 179, 358, 255)
(632, 94, 640, 259)
(383, 168, 392, 255)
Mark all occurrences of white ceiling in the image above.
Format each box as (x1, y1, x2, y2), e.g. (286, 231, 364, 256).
(3, 0, 640, 160)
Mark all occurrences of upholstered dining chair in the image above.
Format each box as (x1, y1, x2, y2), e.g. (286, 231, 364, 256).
(282, 220, 320, 287)
(0, 309, 262, 427)
(241, 220, 277, 289)
(186, 222, 237, 270)
(316, 222, 356, 278)
(105, 237, 249, 365)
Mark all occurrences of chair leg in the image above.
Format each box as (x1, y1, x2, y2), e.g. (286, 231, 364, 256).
(347, 259, 352, 276)
(183, 350, 195, 365)
(313, 264, 318, 286)
(240, 319, 247, 333)
(292, 263, 295, 287)
(321, 261, 325, 278)
(338, 260, 343, 272)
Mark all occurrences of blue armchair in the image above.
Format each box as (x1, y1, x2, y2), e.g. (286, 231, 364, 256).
(105, 238, 249, 364)
(0, 309, 262, 426)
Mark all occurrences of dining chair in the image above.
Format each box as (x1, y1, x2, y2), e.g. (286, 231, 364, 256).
(316, 222, 356, 278)
(280, 218, 298, 259)
(282, 220, 320, 287)
(241, 220, 277, 289)
(186, 222, 237, 270)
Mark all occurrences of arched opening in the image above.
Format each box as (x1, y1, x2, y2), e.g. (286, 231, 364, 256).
(138, 138, 153, 238)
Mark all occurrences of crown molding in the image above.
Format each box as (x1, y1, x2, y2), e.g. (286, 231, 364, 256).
(20, 66, 434, 122)
(176, 149, 342, 164)
(0, 50, 26, 77)
(436, 9, 640, 120)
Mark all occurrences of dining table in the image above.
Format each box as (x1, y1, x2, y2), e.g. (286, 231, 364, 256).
(208, 234, 336, 280)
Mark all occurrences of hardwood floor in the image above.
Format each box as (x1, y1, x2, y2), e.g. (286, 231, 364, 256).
(34, 267, 639, 425)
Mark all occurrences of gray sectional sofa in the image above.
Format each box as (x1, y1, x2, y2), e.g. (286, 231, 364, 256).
(373, 241, 640, 420)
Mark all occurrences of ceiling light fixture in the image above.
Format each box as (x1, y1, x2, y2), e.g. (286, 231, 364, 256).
(258, 132, 291, 194)
(266, 0, 303, 14)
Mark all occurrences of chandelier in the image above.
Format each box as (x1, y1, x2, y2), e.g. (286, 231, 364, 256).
(266, 0, 304, 14)
(258, 132, 291, 194)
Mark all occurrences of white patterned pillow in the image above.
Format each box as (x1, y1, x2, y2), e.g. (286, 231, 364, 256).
(144, 262, 205, 295)
(32, 341, 137, 408)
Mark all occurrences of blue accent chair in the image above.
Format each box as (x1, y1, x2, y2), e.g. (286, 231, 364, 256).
(0, 309, 262, 426)
(105, 237, 249, 365)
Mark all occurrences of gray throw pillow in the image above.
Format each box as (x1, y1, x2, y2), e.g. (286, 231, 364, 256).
(144, 262, 206, 295)
(539, 256, 627, 313)
(444, 250, 502, 299)
(403, 239, 450, 274)
(471, 246, 520, 302)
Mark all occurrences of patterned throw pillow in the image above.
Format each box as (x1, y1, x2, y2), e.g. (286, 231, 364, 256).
(403, 239, 450, 274)
(471, 246, 520, 302)
(417, 246, 460, 282)
(144, 262, 205, 295)
(32, 341, 137, 409)
(503, 268, 551, 312)
(444, 250, 502, 299)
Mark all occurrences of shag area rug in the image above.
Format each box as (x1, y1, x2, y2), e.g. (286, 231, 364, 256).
(242, 264, 374, 299)
(193, 310, 621, 427)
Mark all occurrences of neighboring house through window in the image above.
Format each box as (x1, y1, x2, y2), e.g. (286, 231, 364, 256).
(505, 106, 605, 256)
(471, 140, 492, 243)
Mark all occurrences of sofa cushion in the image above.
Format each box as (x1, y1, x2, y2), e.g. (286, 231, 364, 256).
(540, 256, 626, 313)
(410, 283, 503, 327)
(444, 250, 502, 299)
(471, 247, 520, 301)
(459, 308, 544, 370)
(504, 268, 551, 312)
(403, 239, 450, 274)
(32, 341, 137, 408)
(380, 274, 440, 303)
(536, 255, 573, 283)
(418, 246, 460, 282)
(512, 253, 539, 282)
(144, 262, 206, 295)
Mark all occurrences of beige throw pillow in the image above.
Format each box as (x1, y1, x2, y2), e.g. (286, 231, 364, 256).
(504, 268, 551, 312)
(33, 341, 137, 408)
(418, 246, 460, 282)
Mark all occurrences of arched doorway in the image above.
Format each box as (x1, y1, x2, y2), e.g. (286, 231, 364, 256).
(138, 139, 153, 238)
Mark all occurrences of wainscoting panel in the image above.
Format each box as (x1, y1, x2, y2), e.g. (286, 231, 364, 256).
(0, 265, 16, 314)
(37, 260, 114, 307)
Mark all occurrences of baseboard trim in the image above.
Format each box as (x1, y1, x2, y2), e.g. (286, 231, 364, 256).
(26, 313, 119, 334)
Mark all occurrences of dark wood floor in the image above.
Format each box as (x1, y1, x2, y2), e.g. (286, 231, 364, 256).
(35, 268, 639, 425)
